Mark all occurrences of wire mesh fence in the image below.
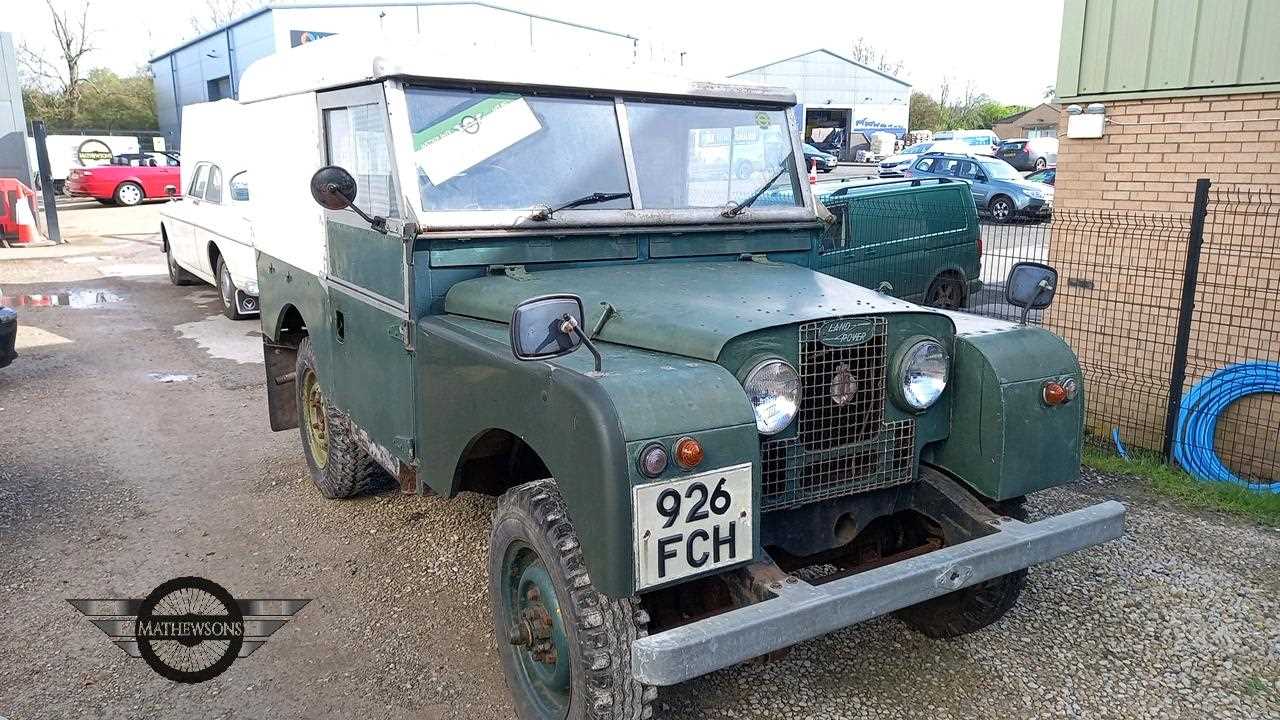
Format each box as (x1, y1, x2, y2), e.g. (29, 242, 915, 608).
(835, 179, 1278, 489)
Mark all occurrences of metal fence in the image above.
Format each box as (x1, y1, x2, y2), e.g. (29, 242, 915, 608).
(846, 179, 1279, 488)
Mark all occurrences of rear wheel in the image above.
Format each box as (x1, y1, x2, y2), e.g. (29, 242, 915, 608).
(925, 274, 966, 309)
(296, 337, 393, 499)
(988, 195, 1015, 223)
(166, 239, 197, 286)
(896, 497, 1028, 638)
(490, 479, 654, 720)
(1034, 157, 1047, 170)
(217, 257, 250, 320)
(114, 181, 144, 207)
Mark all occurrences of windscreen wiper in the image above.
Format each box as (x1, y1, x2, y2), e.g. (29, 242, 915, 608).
(531, 191, 631, 221)
(722, 159, 792, 218)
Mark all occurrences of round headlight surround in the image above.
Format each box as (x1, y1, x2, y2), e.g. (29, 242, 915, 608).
(895, 337, 949, 412)
(742, 358, 802, 435)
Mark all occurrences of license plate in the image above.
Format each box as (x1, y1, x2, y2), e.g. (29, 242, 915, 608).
(633, 463, 753, 590)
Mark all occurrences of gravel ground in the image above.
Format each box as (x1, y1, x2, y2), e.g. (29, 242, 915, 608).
(0, 205, 1277, 719)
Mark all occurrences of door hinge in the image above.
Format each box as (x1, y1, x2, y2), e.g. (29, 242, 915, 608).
(393, 435, 416, 461)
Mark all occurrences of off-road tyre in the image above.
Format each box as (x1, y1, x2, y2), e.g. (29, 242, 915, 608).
(114, 181, 144, 207)
(295, 337, 393, 499)
(895, 498, 1028, 639)
(217, 257, 250, 320)
(165, 237, 197, 286)
(490, 479, 655, 720)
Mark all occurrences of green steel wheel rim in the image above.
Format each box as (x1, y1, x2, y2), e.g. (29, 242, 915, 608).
(502, 540, 571, 718)
(302, 369, 329, 469)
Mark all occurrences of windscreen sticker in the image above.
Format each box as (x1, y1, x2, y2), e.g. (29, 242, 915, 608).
(412, 94, 542, 186)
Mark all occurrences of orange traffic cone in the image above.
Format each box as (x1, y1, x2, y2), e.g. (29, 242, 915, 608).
(808, 158, 818, 184)
(13, 193, 41, 244)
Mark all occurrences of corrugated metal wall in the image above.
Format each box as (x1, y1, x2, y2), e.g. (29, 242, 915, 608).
(1057, 0, 1280, 101)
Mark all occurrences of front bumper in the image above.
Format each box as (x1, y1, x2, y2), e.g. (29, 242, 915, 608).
(1021, 197, 1054, 216)
(631, 499, 1125, 685)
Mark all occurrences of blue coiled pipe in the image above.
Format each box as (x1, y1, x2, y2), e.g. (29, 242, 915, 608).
(1172, 361, 1280, 493)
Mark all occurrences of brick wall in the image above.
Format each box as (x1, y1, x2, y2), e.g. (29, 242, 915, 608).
(1055, 93, 1280, 209)
(1050, 92, 1280, 479)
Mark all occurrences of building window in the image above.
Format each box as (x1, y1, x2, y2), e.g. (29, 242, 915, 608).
(207, 76, 231, 101)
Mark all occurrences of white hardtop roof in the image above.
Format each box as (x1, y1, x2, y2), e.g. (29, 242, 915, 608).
(237, 33, 797, 105)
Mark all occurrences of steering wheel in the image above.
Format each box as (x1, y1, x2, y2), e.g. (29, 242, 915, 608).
(430, 163, 528, 210)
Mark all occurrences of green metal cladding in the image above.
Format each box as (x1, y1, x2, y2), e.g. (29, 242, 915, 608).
(1057, 0, 1280, 101)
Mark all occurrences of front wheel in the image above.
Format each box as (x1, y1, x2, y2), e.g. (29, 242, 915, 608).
(296, 337, 393, 499)
(490, 480, 655, 720)
(1034, 157, 1047, 170)
(896, 497, 1028, 638)
(114, 181, 144, 207)
(988, 195, 1015, 223)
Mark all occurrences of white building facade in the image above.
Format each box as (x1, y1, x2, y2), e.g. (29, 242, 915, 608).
(149, 1, 639, 149)
(731, 49, 911, 159)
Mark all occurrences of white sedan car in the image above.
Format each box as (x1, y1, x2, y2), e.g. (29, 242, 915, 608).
(160, 161, 258, 320)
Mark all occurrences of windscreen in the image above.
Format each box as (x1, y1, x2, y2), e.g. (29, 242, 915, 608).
(405, 87, 632, 212)
(625, 102, 801, 210)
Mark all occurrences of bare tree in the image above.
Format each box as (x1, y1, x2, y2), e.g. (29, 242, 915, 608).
(18, 0, 94, 117)
(847, 37, 905, 77)
(190, 0, 258, 33)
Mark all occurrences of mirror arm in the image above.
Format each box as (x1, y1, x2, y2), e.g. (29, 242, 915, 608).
(1020, 280, 1052, 325)
(562, 315, 603, 375)
(344, 201, 387, 234)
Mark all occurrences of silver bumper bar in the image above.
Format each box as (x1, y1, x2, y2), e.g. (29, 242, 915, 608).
(631, 500, 1126, 686)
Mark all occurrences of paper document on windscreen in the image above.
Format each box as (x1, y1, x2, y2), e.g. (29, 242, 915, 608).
(413, 94, 542, 186)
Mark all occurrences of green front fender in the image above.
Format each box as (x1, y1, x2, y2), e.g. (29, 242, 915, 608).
(417, 315, 757, 599)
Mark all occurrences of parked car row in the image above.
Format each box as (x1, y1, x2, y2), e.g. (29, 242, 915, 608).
(906, 151, 1054, 221)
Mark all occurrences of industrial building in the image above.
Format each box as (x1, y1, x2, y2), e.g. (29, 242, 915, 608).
(148, 1, 639, 149)
(731, 49, 911, 160)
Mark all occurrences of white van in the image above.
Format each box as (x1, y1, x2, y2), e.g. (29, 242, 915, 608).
(932, 129, 998, 155)
(159, 100, 259, 319)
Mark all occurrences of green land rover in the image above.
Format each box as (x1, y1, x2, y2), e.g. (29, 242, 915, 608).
(234, 37, 1125, 720)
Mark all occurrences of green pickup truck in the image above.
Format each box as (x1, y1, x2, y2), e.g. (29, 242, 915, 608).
(233, 36, 1124, 720)
(813, 177, 983, 309)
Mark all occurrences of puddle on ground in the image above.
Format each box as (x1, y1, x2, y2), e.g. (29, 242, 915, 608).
(0, 289, 124, 308)
(147, 372, 194, 383)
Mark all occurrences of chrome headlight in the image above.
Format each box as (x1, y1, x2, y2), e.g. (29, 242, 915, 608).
(744, 359, 801, 435)
(898, 339, 948, 410)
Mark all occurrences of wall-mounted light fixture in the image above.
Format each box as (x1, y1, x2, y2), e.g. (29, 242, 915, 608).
(1067, 102, 1104, 139)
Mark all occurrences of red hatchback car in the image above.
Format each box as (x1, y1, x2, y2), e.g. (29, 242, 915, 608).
(65, 151, 181, 206)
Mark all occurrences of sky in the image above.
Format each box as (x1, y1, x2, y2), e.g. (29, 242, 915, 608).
(2, 0, 1063, 106)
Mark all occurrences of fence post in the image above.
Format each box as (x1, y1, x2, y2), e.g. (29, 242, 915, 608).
(31, 120, 62, 244)
(1161, 177, 1211, 459)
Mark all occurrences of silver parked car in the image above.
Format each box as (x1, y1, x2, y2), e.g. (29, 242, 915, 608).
(877, 140, 969, 177)
(995, 137, 1059, 171)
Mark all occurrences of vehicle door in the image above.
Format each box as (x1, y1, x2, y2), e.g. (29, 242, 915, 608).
(952, 159, 990, 207)
(316, 84, 416, 472)
(172, 162, 210, 276)
(150, 151, 182, 198)
(196, 164, 226, 276)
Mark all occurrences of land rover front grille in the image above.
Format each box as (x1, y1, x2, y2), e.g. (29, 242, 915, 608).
(760, 317, 916, 512)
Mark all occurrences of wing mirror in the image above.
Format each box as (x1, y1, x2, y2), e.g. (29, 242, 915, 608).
(1005, 261, 1058, 324)
(308, 165, 387, 234)
(510, 294, 603, 374)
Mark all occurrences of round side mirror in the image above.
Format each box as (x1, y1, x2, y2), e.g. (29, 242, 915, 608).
(309, 165, 357, 211)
